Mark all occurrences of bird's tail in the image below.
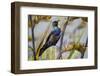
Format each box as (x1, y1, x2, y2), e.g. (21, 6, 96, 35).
(39, 48, 46, 56)
(39, 45, 47, 56)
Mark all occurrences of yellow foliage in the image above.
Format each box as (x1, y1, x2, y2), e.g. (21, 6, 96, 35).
(40, 46, 57, 60)
(63, 42, 86, 54)
(29, 15, 51, 26)
(28, 36, 32, 41)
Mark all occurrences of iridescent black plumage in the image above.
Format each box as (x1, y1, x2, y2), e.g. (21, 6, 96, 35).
(39, 21, 61, 56)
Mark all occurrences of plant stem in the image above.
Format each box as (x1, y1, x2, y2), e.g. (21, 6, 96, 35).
(31, 25, 36, 60)
(29, 15, 36, 60)
(81, 37, 88, 58)
(58, 17, 70, 59)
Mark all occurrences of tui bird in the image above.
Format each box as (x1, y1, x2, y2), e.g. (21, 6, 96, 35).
(39, 21, 61, 56)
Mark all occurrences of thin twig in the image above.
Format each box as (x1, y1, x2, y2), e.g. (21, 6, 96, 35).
(29, 16, 36, 60)
(58, 17, 70, 59)
(81, 37, 88, 58)
(36, 25, 50, 60)
(67, 29, 87, 59)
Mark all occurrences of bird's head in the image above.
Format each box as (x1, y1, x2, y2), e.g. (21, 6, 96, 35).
(52, 20, 59, 27)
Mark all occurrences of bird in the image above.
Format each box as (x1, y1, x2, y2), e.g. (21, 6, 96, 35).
(39, 21, 61, 56)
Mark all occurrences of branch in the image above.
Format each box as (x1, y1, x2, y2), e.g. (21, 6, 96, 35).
(58, 17, 70, 59)
(81, 37, 88, 58)
(29, 15, 36, 60)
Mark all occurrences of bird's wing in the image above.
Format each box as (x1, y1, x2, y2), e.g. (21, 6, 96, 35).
(46, 32, 53, 43)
